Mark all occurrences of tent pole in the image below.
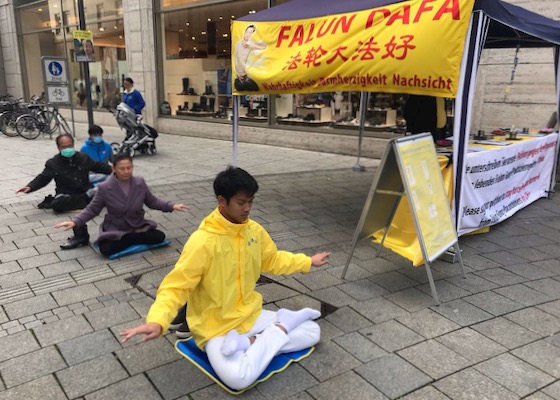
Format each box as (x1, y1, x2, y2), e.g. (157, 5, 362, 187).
(232, 95, 239, 167)
(353, 91, 368, 172)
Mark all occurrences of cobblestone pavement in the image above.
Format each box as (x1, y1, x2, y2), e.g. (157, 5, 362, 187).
(0, 126, 559, 399)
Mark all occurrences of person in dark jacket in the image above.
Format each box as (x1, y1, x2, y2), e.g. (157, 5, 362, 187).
(16, 134, 112, 249)
(80, 124, 112, 184)
(54, 154, 189, 257)
(123, 77, 145, 115)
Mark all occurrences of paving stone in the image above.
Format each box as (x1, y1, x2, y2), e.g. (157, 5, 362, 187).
(128, 296, 153, 318)
(84, 302, 140, 330)
(385, 288, 435, 312)
(504, 307, 560, 336)
(0, 247, 39, 263)
(53, 306, 70, 315)
(147, 358, 212, 399)
(115, 337, 181, 375)
(368, 271, 419, 292)
(17, 253, 60, 270)
(332, 332, 387, 363)
(324, 306, 372, 333)
(0, 268, 44, 289)
(417, 280, 471, 303)
(295, 270, 344, 291)
(24, 320, 43, 329)
(512, 340, 560, 378)
(494, 284, 553, 306)
(359, 320, 424, 352)
(532, 259, 560, 275)
(52, 284, 103, 306)
(276, 294, 322, 312)
(435, 327, 507, 363)
(84, 374, 162, 400)
(308, 286, 357, 308)
(315, 318, 344, 341)
(524, 278, 560, 299)
(0, 346, 66, 388)
(0, 261, 22, 277)
(431, 299, 493, 326)
(39, 260, 83, 278)
(481, 251, 532, 266)
(337, 279, 389, 301)
(355, 354, 432, 399)
(396, 308, 460, 339)
(33, 314, 93, 347)
(445, 273, 498, 294)
(254, 363, 318, 400)
(351, 297, 409, 323)
(542, 381, 560, 399)
(462, 253, 503, 271)
(400, 386, 451, 400)
(58, 329, 122, 366)
(4, 293, 58, 320)
(0, 307, 8, 324)
(472, 317, 540, 349)
(434, 368, 518, 400)
(398, 339, 471, 379)
(190, 385, 266, 399)
(537, 300, 560, 319)
(6, 325, 24, 334)
(475, 353, 555, 397)
(299, 341, 361, 382)
(306, 371, 387, 400)
(463, 291, 524, 316)
(56, 354, 129, 399)
(524, 392, 555, 400)
(0, 374, 67, 400)
(109, 318, 146, 347)
(475, 268, 528, 286)
(257, 283, 299, 303)
(502, 262, 556, 280)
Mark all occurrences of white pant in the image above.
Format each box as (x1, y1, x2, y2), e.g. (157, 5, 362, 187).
(205, 309, 320, 390)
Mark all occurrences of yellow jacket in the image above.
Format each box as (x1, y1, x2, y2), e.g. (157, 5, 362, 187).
(146, 207, 312, 349)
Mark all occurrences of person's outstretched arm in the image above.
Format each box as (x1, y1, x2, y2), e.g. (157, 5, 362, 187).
(54, 190, 106, 230)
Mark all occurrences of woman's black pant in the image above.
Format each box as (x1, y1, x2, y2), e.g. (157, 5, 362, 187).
(98, 229, 165, 256)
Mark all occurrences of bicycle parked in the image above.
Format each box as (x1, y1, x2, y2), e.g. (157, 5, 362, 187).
(15, 104, 71, 140)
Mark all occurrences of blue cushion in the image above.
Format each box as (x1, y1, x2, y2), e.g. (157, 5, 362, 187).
(100, 240, 171, 260)
(175, 337, 314, 395)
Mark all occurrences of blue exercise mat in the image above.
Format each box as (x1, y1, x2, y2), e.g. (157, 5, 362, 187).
(175, 337, 314, 395)
(95, 240, 171, 260)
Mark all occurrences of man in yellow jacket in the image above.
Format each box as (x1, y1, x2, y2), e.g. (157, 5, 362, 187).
(120, 166, 331, 390)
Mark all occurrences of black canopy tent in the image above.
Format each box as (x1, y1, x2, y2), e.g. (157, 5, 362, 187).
(232, 0, 560, 229)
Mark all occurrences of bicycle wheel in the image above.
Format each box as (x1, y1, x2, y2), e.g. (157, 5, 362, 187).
(16, 115, 41, 140)
(37, 110, 57, 134)
(0, 112, 19, 137)
(57, 114, 72, 135)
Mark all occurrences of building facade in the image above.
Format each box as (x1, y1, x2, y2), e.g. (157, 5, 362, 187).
(0, 0, 557, 157)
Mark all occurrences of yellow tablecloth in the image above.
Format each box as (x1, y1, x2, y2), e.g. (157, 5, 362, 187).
(372, 155, 454, 267)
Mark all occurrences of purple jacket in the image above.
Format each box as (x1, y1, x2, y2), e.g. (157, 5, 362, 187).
(72, 174, 174, 242)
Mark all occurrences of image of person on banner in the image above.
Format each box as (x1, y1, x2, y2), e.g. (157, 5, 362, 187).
(82, 39, 95, 62)
(234, 25, 266, 92)
(75, 38, 95, 62)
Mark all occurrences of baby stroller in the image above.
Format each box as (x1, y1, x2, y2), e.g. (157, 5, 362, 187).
(109, 102, 158, 157)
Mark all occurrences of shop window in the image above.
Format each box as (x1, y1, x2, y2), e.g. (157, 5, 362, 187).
(158, 0, 267, 121)
(16, 0, 126, 110)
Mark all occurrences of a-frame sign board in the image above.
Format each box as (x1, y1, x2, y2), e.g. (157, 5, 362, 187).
(341, 133, 466, 304)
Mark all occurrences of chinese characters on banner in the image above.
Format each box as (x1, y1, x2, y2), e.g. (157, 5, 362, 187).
(231, 0, 475, 96)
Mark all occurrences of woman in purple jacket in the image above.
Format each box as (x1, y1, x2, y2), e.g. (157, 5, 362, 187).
(55, 154, 189, 256)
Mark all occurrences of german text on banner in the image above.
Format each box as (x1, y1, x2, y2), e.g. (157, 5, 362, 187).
(231, 0, 475, 96)
(458, 134, 559, 235)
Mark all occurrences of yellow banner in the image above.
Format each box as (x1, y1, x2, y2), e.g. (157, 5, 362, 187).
(232, 0, 474, 96)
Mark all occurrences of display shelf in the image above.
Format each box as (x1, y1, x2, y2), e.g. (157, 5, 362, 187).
(295, 106, 332, 122)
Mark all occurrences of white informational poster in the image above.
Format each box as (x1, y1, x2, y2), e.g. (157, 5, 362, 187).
(458, 134, 559, 235)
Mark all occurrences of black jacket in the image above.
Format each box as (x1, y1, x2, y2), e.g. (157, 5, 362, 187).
(27, 152, 112, 195)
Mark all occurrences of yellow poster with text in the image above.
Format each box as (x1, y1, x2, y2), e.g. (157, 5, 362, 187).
(231, 0, 475, 96)
(397, 136, 457, 262)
